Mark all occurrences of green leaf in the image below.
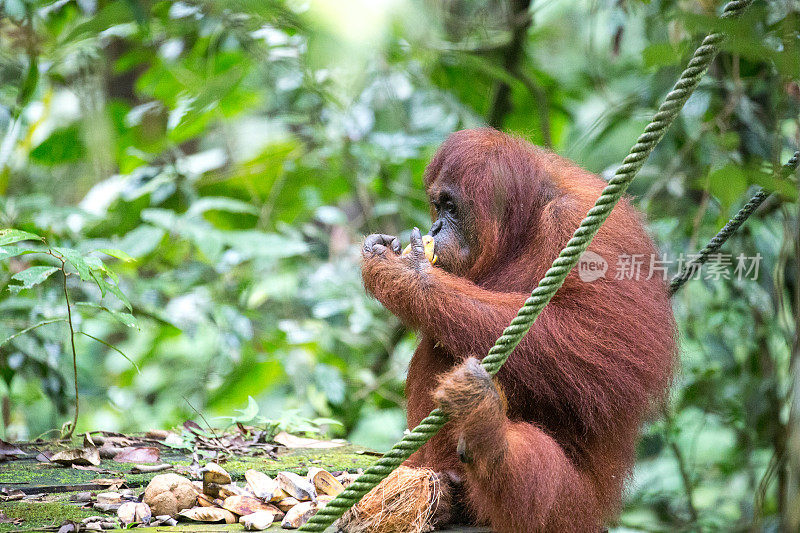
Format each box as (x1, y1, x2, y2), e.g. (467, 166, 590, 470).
(707, 165, 748, 210)
(224, 231, 309, 260)
(140, 209, 180, 230)
(105, 267, 120, 285)
(95, 248, 135, 262)
(0, 246, 44, 261)
(312, 417, 345, 429)
(53, 247, 92, 281)
(105, 281, 132, 312)
(117, 225, 165, 258)
(89, 269, 108, 297)
(77, 331, 141, 373)
(75, 302, 138, 329)
(642, 42, 682, 68)
(0, 229, 43, 246)
(84, 253, 104, 269)
(62, 0, 135, 42)
(750, 162, 799, 201)
(16, 46, 38, 109)
(85, 255, 120, 285)
(9, 266, 60, 292)
(29, 125, 86, 164)
(187, 197, 259, 217)
(0, 318, 67, 349)
(83, 255, 121, 289)
(236, 396, 260, 423)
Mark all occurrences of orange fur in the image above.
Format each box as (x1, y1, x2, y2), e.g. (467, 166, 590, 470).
(361, 129, 676, 532)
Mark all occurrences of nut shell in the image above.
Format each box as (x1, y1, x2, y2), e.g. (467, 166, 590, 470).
(178, 506, 237, 524)
(222, 495, 279, 516)
(244, 469, 283, 501)
(202, 463, 232, 485)
(307, 468, 344, 497)
(281, 501, 318, 529)
(143, 474, 197, 516)
(276, 472, 316, 501)
(241, 510, 275, 531)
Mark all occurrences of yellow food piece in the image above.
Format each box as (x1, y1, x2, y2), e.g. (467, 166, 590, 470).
(401, 235, 437, 264)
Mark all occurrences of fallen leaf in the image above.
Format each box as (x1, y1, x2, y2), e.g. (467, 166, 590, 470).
(96, 492, 122, 504)
(51, 447, 101, 466)
(35, 451, 52, 462)
(183, 420, 205, 435)
(85, 434, 132, 447)
(273, 432, 345, 449)
(113, 447, 160, 463)
(0, 440, 25, 461)
(146, 429, 170, 439)
(88, 478, 125, 489)
(57, 521, 78, 533)
(99, 443, 126, 459)
(72, 465, 107, 473)
(164, 433, 185, 447)
(0, 488, 25, 501)
(131, 463, 172, 473)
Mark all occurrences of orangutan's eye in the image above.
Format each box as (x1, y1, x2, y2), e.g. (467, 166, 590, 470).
(438, 192, 457, 216)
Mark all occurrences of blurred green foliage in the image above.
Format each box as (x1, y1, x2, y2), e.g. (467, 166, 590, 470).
(0, 0, 798, 530)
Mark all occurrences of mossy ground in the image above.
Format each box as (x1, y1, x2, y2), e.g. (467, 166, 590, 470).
(0, 492, 485, 533)
(0, 460, 155, 487)
(0, 499, 278, 533)
(221, 445, 378, 478)
(0, 440, 376, 532)
(0, 498, 97, 532)
(0, 440, 482, 532)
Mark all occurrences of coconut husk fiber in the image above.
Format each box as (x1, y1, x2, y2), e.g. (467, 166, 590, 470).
(337, 466, 443, 533)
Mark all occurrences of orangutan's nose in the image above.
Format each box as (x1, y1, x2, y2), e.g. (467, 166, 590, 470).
(429, 219, 443, 236)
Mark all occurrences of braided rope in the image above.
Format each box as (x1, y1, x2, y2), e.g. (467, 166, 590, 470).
(300, 1, 754, 530)
(669, 151, 800, 296)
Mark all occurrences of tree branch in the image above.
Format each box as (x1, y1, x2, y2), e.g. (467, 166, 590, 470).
(62, 265, 79, 440)
(486, 0, 533, 129)
(515, 70, 553, 148)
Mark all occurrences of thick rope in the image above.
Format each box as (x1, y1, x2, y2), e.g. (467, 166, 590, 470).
(300, 1, 753, 530)
(669, 151, 800, 296)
